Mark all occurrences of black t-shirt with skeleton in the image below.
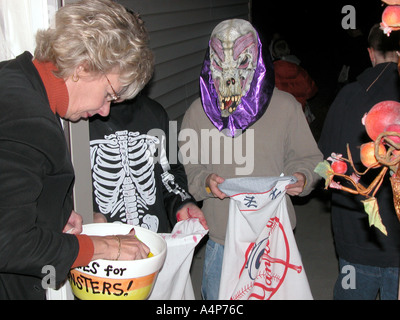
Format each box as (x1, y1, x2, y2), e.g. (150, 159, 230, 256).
(89, 94, 194, 233)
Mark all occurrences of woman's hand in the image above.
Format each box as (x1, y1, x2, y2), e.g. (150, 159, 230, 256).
(90, 228, 150, 261)
(63, 210, 83, 234)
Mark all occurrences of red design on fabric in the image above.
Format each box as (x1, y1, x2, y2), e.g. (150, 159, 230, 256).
(233, 217, 302, 300)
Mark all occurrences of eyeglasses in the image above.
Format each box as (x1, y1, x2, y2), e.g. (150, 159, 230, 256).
(105, 74, 120, 102)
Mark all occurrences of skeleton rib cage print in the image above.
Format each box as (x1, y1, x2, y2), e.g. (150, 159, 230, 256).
(90, 129, 190, 231)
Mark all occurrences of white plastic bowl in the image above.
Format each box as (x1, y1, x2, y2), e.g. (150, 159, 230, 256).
(68, 223, 167, 300)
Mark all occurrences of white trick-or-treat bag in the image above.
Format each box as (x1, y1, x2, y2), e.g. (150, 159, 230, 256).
(218, 176, 313, 300)
(149, 218, 208, 300)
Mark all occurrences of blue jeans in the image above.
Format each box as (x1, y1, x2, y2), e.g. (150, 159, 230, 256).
(334, 258, 399, 300)
(201, 239, 224, 300)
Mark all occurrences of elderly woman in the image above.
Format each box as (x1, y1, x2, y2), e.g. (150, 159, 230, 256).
(0, 0, 154, 299)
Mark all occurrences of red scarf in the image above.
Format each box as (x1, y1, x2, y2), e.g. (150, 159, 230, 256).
(33, 59, 69, 117)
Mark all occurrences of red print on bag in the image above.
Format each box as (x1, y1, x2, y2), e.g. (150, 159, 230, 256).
(232, 217, 302, 300)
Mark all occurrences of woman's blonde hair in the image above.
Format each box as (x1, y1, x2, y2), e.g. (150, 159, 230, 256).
(34, 0, 154, 100)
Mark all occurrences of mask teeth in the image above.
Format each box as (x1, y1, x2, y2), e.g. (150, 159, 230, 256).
(220, 95, 242, 112)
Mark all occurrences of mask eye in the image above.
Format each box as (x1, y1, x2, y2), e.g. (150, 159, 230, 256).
(212, 59, 223, 71)
(238, 56, 249, 69)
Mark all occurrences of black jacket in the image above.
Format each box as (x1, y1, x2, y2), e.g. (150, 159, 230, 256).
(89, 94, 195, 232)
(0, 52, 79, 299)
(319, 62, 400, 267)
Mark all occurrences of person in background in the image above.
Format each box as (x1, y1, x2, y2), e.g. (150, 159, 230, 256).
(271, 38, 318, 122)
(318, 24, 400, 300)
(0, 0, 154, 299)
(335, 28, 371, 88)
(179, 19, 322, 300)
(89, 93, 208, 232)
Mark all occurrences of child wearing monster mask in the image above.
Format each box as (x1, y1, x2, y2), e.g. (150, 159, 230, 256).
(179, 19, 323, 300)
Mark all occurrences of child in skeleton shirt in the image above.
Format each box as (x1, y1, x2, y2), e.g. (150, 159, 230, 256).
(89, 93, 207, 233)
